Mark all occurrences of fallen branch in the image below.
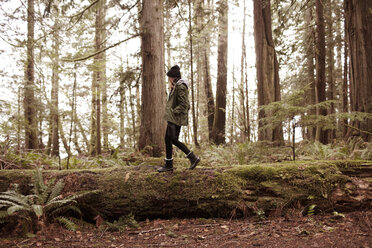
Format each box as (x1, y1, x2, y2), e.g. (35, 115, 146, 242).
(129, 227, 164, 235)
(0, 158, 20, 170)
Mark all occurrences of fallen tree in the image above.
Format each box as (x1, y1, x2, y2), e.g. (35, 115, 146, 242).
(0, 160, 370, 221)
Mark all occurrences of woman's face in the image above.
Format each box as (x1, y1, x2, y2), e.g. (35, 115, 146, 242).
(168, 77, 175, 87)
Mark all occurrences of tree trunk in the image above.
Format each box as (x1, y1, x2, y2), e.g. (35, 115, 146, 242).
(101, 5, 109, 151)
(240, 0, 250, 142)
(253, 0, 284, 144)
(188, 0, 199, 147)
(203, 51, 214, 142)
(119, 71, 125, 148)
(345, 0, 372, 141)
(90, 0, 105, 155)
(24, 0, 38, 150)
(165, 3, 172, 68)
(194, 0, 202, 142)
(342, 12, 349, 138)
(211, 0, 228, 145)
(59, 119, 70, 157)
(1, 161, 370, 220)
(325, 0, 336, 141)
(50, 11, 60, 157)
(202, 0, 215, 142)
(138, 0, 166, 156)
(304, 6, 317, 140)
(230, 66, 235, 143)
(76, 116, 89, 151)
(315, 0, 328, 144)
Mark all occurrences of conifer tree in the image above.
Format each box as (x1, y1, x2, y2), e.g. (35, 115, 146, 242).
(24, 0, 38, 150)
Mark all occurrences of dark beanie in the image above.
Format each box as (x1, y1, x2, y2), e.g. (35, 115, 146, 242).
(166, 65, 181, 78)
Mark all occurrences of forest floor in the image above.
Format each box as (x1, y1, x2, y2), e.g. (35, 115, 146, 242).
(0, 210, 371, 248)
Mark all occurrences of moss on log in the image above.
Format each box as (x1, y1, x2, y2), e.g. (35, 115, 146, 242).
(0, 160, 371, 220)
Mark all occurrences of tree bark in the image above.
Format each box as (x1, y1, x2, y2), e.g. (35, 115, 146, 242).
(188, 0, 199, 147)
(101, 2, 109, 151)
(211, 0, 228, 145)
(325, 0, 336, 141)
(240, 0, 250, 142)
(119, 69, 125, 148)
(24, 0, 38, 150)
(253, 0, 284, 144)
(230, 66, 235, 143)
(202, 0, 215, 142)
(138, 0, 166, 156)
(345, 0, 372, 141)
(0, 161, 370, 220)
(304, 6, 316, 140)
(50, 10, 60, 157)
(315, 0, 328, 144)
(89, 0, 106, 155)
(342, 12, 349, 138)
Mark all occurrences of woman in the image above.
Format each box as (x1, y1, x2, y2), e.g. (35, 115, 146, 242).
(158, 65, 200, 172)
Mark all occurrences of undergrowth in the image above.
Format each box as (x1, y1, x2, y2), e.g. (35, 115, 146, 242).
(0, 139, 370, 170)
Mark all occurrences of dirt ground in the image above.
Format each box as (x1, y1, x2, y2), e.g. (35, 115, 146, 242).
(1, 211, 371, 248)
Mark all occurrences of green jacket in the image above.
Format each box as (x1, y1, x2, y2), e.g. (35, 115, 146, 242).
(164, 79, 190, 126)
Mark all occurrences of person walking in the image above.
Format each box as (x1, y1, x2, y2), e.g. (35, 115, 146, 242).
(158, 65, 200, 172)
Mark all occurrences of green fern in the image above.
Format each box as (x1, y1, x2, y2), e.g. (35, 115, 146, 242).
(0, 210, 9, 219)
(56, 217, 77, 231)
(0, 170, 97, 233)
(47, 179, 65, 203)
(50, 205, 82, 217)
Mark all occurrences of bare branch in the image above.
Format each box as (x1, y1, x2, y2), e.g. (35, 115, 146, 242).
(66, 0, 99, 31)
(61, 34, 140, 62)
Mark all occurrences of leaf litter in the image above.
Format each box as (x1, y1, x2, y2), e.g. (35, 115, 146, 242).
(0, 210, 371, 248)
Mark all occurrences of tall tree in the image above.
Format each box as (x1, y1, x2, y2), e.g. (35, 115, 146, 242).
(315, 0, 328, 144)
(240, 0, 250, 142)
(138, 0, 165, 156)
(188, 0, 199, 147)
(202, 0, 215, 142)
(345, 0, 372, 141)
(211, 0, 228, 144)
(24, 0, 38, 150)
(304, 4, 316, 140)
(90, 0, 105, 155)
(253, 0, 283, 144)
(342, 6, 349, 138)
(325, 0, 336, 140)
(101, 3, 109, 150)
(49, 5, 60, 157)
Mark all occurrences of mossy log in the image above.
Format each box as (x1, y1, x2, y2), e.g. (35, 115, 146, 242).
(0, 160, 371, 220)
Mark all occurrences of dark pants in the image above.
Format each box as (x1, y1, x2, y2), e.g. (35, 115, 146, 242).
(165, 122, 190, 159)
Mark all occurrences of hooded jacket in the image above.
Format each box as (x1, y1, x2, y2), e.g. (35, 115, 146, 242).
(164, 79, 190, 126)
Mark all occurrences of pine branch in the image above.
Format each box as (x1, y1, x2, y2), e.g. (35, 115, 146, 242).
(61, 34, 140, 62)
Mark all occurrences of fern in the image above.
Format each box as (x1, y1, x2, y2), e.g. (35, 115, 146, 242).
(50, 205, 82, 217)
(0, 210, 9, 219)
(56, 217, 77, 231)
(7, 205, 30, 215)
(0, 191, 29, 207)
(47, 180, 65, 203)
(0, 169, 97, 233)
